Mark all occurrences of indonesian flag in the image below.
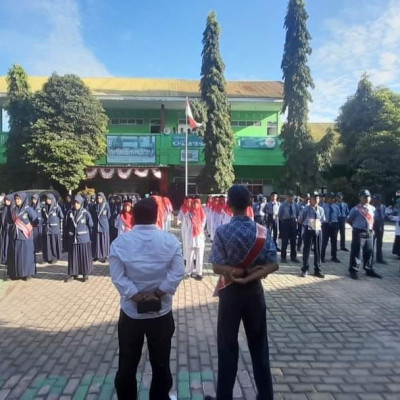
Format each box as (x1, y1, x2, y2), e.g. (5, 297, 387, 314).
(185, 97, 203, 129)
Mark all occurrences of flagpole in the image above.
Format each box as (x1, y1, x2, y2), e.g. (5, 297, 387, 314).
(185, 99, 189, 197)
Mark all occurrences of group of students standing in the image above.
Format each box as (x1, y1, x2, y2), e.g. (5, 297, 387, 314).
(0, 191, 174, 282)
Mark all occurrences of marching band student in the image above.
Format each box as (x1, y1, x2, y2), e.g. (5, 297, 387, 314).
(212, 196, 227, 240)
(41, 193, 64, 264)
(162, 196, 174, 231)
(30, 194, 43, 254)
(177, 197, 192, 265)
(65, 195, 94, 282)
(187, 197, 206, 280)
(0, 195, 13, 265)
(6, 192, 38, 280)
(91, 192, 111, 263)
(115, 200, 135, 235)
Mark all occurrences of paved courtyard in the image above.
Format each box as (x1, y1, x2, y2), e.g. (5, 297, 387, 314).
(0, 224, 400, 400)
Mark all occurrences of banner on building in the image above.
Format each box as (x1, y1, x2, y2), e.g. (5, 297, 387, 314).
(107, 135, 156, 164)
(172, 135, 205, 148)
(239, 137, 279, 149)
(180, 149, 199, 163)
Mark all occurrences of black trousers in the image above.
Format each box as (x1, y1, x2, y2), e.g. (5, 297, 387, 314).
(338, 217, 347, 250)
(373, 223, 384, 262)
(302, 228, 322, 273)
(266, 216, 278, 248)
(255, 215, 265, 226)
(217, 282, 273, 400)
(297, 223, 303, 250)
(321, 223, 339, 260)
(280, 219, 297, 260)
(115, 310, 175, 400)
(349, 229, 373, 272)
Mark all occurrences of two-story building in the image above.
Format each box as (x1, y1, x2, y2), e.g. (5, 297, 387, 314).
(0, 77, 284, 202)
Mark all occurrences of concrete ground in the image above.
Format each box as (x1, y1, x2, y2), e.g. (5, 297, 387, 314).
(0, 224, 399, 400)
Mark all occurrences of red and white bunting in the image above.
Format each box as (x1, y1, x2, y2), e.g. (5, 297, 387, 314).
(134, 168, 149, 178)
(151, 168, 162, 179)
(117, 168, 133, 180)
(99, 168, 115, 179)
(86, 167, 98, 179)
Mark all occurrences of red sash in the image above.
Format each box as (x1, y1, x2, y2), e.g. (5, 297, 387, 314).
(12, 209, 33, 239)
(357, 205, 374, 229)
(213, 223, 268, 297)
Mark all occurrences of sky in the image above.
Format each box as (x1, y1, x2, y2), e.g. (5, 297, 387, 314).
(0, 0, 400, 122)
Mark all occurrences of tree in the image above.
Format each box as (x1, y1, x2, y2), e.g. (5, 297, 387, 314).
(280, 0, 321, 191)
(190, 99, 207, 137)
(26, 74, 108, 192)
(4, 64, 35, 189)
(198, 11, 235, 193)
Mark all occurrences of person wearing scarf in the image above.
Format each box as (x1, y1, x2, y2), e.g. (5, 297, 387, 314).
(187, 197, 206, 280)
(30, 194, 43, 254)
(115, 200, 135, 235)
(109, 195, 121, 243)
(61, 195, 73, 252)
(6, 192, 38, 280)
(90, 192, 111, 263)
(177, 197, 192, 265)
(162, 196, 174, 231)
(65, 194, 94, 282)
(151, 195, 166, 230)
(0, 194, 13, 265)
(41, 193, 64, 264)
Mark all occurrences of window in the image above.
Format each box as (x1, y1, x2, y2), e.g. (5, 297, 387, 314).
(110, 118, 144, 126)
(267, 122, 278, 136)
(231, 120, 262, 127)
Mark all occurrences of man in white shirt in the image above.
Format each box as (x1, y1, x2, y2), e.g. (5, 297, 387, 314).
(110, 198, 184, 400)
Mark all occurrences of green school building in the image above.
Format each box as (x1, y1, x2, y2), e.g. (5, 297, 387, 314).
(0, 77, 284, 201)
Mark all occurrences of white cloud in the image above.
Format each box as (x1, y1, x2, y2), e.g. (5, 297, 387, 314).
(0, 0, 110, 77)
(309, 0, 400, 122)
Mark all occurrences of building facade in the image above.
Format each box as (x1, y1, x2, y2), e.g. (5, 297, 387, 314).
(0, 77, 284, 202)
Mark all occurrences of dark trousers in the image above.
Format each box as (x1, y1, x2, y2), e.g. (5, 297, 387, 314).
(217, 282, 273, 400)
(280, 219, 297, 260)
(373, 224, 384, 261)
(115, 310, 175, 400)
(321, 223, 339, 260)
(266, 216, 278, 248)
(349, 229, 373, 272)
(297, 223, 303, 250)
(255, 215, 265, 226)
(302, 228, 322, 273)
(338, 218, 347, 249)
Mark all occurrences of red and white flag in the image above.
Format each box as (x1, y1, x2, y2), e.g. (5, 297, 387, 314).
(185, 97, 203, 129)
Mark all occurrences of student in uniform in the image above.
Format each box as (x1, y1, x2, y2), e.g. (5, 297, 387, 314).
(177, 197, 192, 266)
(347, 189, 382, 280)
(321, 193, 341, 263)
(115, 200, 135, 236)
(253, 195, 266, 225)
(278, 190, 300, 263)
(30, 194, 43, 254)
(299, 192, 325, 278)
(297, 194, 310, 252)
(65, 195, 94, 282)
(91, 192, 111, 263)
(264, 191, 280, 251)
(6, 192, 38, 281)
(372, 194, 386, 264)
(42, 193, 64, 264)
(61, 195, 73, 252)
(336, 193, 349, 251)
(109, 195, 120, 243)
(0, 194, 13, 265)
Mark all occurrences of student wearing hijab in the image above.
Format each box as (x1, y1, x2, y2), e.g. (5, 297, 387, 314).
(0, 194, 13, 265)
(61, 195, 73, 252)
(6, 192, 38, 280)
(90, 192, 111, 263)
(30, 194, 43, 254)
(115, 200, 135, 235)
(109, 195, 121, 243)
(41, 193, 64, 264)
(65, 194, 94, 282)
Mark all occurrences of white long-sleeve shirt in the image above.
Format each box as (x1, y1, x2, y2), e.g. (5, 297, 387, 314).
(110, 224, 184, 319)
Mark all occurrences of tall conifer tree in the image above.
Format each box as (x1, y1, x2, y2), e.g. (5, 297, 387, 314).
(280, 0, 315, 190)
(199, 11, 235, 193)
(4, 64, 35, 189)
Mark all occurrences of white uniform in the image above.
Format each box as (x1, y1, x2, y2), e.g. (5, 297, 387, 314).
(114, 215, 133, 236)
(187, 215, 206, 276)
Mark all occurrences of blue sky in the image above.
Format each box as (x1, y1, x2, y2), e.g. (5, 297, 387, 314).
(1, 0, 399, 122)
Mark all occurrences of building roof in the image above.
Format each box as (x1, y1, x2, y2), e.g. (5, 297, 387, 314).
(0, 77, 283, 99)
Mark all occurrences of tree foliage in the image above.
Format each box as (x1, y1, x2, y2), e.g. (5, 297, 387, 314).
(190, 99, 207, 137)
(26, 74, 108, 192)
(4, 64, 35, 189)
(280, 0, 332, 191)
(198, 11, 235, 194)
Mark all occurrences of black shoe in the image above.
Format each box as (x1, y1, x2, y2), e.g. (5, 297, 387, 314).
(291, 258, 300, 264)
(349, 270, 358, 280)
(314, 271, 325, 278)
(276, 247, 281, 252)
(184, 274, 190, 279)
(331, 258, 341, 263)
(190, 273, 197, 278)
(99, 258, 107, 263)
(82, 275, 89, 282)
(300, 270, 307, 277)
(366, 269, 382, 279)
(341, 248, 349, 252)
(195, 275, 203, 281)
(376, 259, 387, 265)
